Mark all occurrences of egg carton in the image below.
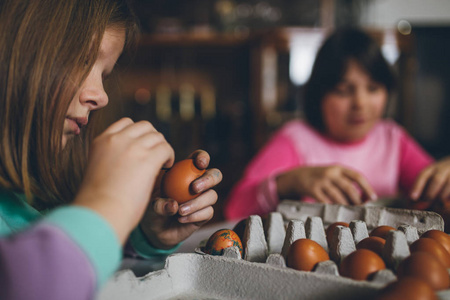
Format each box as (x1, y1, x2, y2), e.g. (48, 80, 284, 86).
(277, 200, 444, 235)
(96, 202, 450, 300)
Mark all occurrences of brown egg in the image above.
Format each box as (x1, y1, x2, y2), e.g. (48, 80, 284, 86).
(410, 237, 450, 268)
(375, 277, 437, 300)
(370, 225, 396, 239)
(287, 239, 330, 272)
(162, 159, 206, 204)
(421, 229, 450, 255)
(204, 229, 243, 257)
(356, 236, 386, 258)
(339, 249, 386, 281)
(397, 252, 450, 290)
(325, 222, 349, 246)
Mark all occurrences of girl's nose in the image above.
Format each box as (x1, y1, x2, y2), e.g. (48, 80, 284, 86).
(78, 77, 109, 110)
(352, 89, 366, 108)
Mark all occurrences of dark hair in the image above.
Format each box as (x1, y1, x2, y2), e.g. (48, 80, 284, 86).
(303, 27, 396, 132)
(0, 0, 139, 208)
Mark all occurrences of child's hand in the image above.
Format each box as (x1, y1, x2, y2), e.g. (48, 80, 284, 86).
(276, 165, 377, 205)
(73, 118, 174, 245)
(410, 158, 450, 207)
(139, 150, 223, 249)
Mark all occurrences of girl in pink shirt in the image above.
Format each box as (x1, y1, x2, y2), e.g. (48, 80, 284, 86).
(225, 28, 450, 221)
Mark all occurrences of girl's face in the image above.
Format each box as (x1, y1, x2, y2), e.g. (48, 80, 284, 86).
(321, 59, 388, 142)
(62, 28, 125, 147)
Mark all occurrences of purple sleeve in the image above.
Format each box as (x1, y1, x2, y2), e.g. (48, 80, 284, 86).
(0, 223, 96, 300)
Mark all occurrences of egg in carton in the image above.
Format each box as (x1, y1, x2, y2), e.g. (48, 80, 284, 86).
(96, 202, 450, 300)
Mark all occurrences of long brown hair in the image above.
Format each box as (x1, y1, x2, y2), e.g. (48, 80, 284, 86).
(0, 0, 139, 209)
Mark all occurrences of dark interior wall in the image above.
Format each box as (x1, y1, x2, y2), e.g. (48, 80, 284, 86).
(411, 26, 450, 158)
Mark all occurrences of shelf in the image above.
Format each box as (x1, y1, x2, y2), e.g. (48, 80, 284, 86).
(138, 31, 250, 47)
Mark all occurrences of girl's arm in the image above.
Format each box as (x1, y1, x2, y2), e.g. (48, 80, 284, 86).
(0, 206, 121, 300)
(224, 133, 300, 221)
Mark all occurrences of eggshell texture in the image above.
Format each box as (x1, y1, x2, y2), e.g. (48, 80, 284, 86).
(204, 229, 243, 257)
(397, 252, 450, 290)
(356, 236, 386, 258)
(375, 277, 437, 300)
(410, 237, 450, 268)
(370, 225, 396, 240)
(325, 222, 349, 246)
(162, 159, 206, 204)
(421, 229, 450, 255)
(339, 249, 386, 281)
(287, 239, 329, 272)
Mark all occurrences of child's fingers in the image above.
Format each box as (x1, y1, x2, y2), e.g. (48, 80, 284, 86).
(343, 169, 377, 201)
(422, 172, 448, 201)
(191, 168, 222, 194)
(188, 150, 210, 170)
(178, 206, 214, 224)
(103, 117, 134, 134)
(333, 177, 362, 205)
(439, 179, 450, 202)
(312, 188, 332, 204)
(117, 120, 158, 138)
(410, 168, 434, 200)
(151, 198, 179, 217)
(136, 131, 175, 169)
(322, 183, 348, 205)
(178, 190, 218, 217)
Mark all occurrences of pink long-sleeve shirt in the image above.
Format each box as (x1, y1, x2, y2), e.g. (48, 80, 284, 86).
(225, 120, 434, 221)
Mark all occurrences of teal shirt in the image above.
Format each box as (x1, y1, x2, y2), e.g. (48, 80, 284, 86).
(0, 190, 41, 236)
(0, 188, 178, 287)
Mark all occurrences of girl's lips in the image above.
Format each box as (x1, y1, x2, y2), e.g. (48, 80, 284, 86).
(348, 118, 366, 125)
(66, 118, 81, 135)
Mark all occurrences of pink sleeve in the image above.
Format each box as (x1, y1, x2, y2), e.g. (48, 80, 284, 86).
(398, 129, 434, 193)
(224, 131, 301, 221)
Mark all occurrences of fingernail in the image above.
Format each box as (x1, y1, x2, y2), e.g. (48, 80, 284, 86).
(179, 205, 190, 215)
(410, 192, 418, 200)
(199, 158, 207, 167)
(193, 181, 204, 193)
(178, 216, 188, 223)
(371, 194, 378, 201)
(164, 203, 172, 214)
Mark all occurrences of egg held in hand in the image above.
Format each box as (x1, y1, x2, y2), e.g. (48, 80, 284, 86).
(161, 159, 206, 204)
(287, 239, 330, 272)
(204, 229, 243, 257)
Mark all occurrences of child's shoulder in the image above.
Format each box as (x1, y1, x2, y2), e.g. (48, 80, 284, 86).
(278, 119, 314, 135)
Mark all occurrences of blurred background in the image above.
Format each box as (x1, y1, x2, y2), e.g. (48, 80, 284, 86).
(104, 0, 450, 222)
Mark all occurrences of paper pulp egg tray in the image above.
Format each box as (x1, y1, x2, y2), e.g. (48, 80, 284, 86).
(96, 201, 450, 300)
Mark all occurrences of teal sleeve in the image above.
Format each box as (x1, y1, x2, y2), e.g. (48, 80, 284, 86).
(129, 226, 180, 258)
(43, 206, 122, 287)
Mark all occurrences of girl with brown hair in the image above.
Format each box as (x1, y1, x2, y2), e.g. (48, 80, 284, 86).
(0, 1, 222, 299)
